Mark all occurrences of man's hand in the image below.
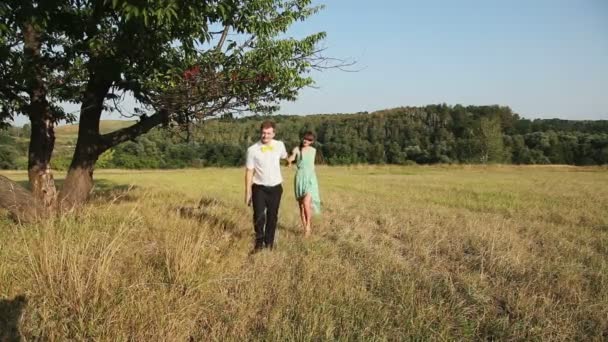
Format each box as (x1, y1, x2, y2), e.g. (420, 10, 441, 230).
(245, 192, 252, 206)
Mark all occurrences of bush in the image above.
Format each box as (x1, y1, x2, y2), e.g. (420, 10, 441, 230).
(0, 145, 18, 169)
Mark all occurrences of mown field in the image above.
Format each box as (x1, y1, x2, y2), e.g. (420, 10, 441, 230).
(1, 165, 607, 340)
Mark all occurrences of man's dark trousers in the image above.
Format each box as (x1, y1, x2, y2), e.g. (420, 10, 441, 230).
(252, 183, 283, 249)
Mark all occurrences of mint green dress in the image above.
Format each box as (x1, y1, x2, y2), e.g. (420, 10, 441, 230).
(294, 147, 321, 214)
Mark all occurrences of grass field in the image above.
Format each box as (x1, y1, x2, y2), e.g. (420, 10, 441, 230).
(7, 120, 137, 169)
(1, 165, 607, 340)
(9, 120, 135, 146)
(52, 120, 136, 155)
(54, 120, 135, 142)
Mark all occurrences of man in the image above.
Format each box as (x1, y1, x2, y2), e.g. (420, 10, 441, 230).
(245, 120, 288, 251)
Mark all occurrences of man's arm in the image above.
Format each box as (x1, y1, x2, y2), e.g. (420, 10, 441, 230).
(286, 147, 298, 166)
(280, 142, 288, 159)
(280, 142, 290, 167)
(245, 147, 255, 206)
(245, 168, 253, 206)
(245, 149, 255, 205)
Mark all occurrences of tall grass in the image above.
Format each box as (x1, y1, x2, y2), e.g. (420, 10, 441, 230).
(1, 165, 607, 340)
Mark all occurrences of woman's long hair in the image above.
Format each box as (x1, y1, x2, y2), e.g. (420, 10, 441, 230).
(298, 131, 316, 161)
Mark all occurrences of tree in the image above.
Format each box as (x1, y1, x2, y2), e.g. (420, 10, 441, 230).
(1, 0, 333, 212)
(478, 116, 505, 163)
(0, 145, 18, 169)
(0, 1, 72, 206)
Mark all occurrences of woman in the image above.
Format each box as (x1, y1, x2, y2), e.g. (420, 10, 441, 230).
(287, 131, 321, 237)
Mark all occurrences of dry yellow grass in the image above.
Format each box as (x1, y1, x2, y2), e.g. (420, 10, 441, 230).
(53, 120, 135, 145)
(1, 165, 607, 340)
(54, 120, 135, 136)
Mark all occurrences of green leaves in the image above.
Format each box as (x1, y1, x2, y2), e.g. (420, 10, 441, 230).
(2, 0, 329, 150)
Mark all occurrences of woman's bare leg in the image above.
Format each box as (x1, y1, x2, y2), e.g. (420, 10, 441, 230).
(303, 193, 312, 236)
(298, 199, 306, 231)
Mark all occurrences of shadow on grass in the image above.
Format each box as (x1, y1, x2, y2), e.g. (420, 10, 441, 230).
(0, 295, 26, 342)
(16, 178, 138, 204)
(177, 196, 245, 238)
(16, 178, 67, 191)
(92, 179, 138, 203)
(277, 222, 303, 236)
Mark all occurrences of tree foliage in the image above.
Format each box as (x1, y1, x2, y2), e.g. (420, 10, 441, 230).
(6, 105, 606, 169)
(1, 0, 334, 206)
(1, 0, 328, 128)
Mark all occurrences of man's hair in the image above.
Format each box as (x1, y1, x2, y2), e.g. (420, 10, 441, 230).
(260, 120, 276, 132)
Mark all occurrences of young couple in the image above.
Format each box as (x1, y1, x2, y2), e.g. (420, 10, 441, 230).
(244, 121, 321, 251)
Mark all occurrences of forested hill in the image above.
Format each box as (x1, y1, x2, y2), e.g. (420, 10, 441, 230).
(1, 105, 607, 169)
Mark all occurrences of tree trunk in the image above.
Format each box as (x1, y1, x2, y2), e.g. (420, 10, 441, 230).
(23, 22, 58, 208)
(59, 75, 111, 208)
(59, 116, 103, 209)
(60, 131, 102, 208)
(28, 117, 57, 208)
(0, 175, 47, 223)
(60, 164, 96, 209)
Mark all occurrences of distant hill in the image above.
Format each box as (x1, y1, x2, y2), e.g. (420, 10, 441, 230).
(2, 106, 608, 169)
(0, 120, 137, 169)
(55, 120, 135, 144)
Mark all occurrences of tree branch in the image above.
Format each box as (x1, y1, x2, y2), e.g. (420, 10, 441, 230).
(85, 0, 107, 39)
(99, 109, 168, 150)
(215, 25, 230, 51)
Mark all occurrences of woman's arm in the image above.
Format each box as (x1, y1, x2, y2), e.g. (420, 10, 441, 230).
(287, 147, 299, 165)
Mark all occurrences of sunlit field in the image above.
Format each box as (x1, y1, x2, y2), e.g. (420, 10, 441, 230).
(1, 165, 607, 340)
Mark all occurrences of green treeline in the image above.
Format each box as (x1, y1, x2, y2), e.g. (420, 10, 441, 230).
(2, 105, 608, 169)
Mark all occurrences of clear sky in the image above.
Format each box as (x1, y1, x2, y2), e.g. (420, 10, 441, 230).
(12, 0, 608, 126)
(281, 0, 608, 120)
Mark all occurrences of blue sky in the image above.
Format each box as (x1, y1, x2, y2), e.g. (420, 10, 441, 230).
(13, 0, 608, 125)
(280, 0, 608, 119)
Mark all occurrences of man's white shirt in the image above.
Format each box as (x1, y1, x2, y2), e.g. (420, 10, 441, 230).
(246, 139, 288, 186)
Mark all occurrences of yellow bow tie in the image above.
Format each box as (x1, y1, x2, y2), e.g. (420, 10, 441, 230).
(261, 145, 274, 153)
